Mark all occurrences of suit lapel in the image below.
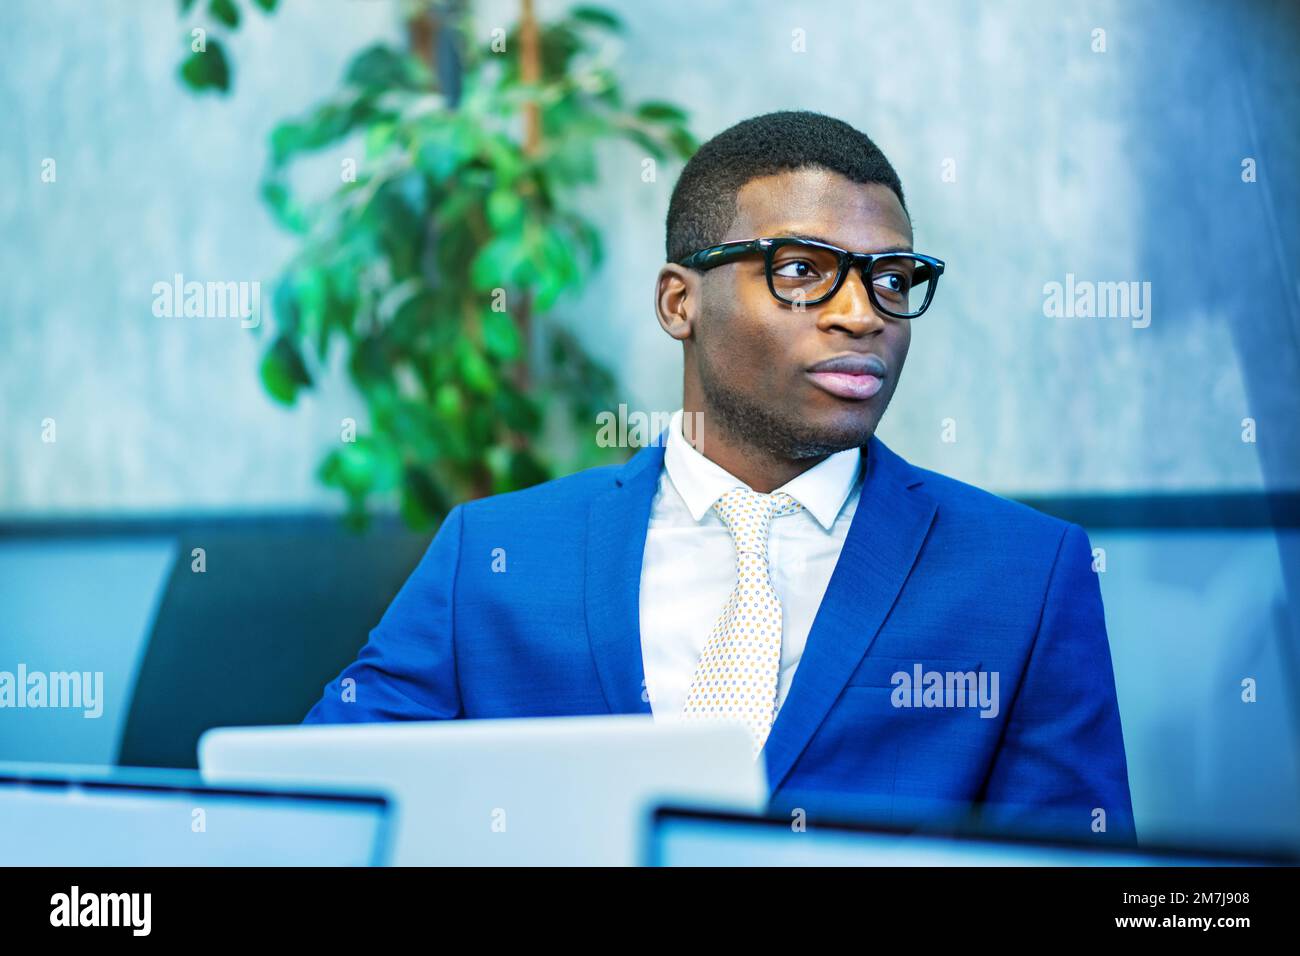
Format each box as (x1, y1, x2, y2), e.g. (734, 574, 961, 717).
(584, 442, 664, 715)
(581, 432, 938, 785)
(762, 435, 938, 793)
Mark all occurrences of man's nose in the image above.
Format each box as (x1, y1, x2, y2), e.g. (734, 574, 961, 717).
(813, 267, 886, 335)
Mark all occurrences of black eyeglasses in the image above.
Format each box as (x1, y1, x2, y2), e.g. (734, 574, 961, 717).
(680, 237, 945, 319)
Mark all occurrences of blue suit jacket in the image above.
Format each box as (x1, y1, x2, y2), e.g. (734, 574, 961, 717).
(304, 434, 1135, 844)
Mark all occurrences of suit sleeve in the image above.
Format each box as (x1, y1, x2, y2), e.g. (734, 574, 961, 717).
(978, 522, 1137, 844)
(302, 504, 465, 723)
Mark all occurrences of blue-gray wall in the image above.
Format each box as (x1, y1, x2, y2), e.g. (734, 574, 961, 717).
(0, 0, 398, 514)
(2, 0, 1298, 512)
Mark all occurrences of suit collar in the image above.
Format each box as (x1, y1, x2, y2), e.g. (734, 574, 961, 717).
(586, 434, 937, 792)
(662, 408, 862, 530)
(762, 434, 936, 791)
(585, 442, 665, 715)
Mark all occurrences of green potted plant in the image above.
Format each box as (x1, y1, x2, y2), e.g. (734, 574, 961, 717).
(177, 0, 696, 528)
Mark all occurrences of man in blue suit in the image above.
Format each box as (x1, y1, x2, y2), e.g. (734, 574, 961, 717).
(305, 111, 1135, 844)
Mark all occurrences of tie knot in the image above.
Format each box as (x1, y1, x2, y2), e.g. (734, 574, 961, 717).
(712, 487, 803, 557)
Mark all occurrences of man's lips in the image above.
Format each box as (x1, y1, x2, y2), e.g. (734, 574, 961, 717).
(806, 354, 888, 401)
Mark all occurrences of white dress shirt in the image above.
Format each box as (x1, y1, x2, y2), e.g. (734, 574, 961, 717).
(638, 408, 864, 720)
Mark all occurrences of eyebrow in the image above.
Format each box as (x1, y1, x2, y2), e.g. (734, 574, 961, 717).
(783, 232, 914, 254)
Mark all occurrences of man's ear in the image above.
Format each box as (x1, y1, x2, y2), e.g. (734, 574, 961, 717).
(655, 264, 698, 342)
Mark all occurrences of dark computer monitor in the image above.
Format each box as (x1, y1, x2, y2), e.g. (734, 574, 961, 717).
(646, 805, 1296, 867)
(0, 763, 391, 866)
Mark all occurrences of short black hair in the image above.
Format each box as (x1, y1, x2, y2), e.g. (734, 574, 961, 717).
(665, 110, 907, 264)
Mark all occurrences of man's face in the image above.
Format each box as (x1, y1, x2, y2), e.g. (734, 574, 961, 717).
(685, 167, 914, 459)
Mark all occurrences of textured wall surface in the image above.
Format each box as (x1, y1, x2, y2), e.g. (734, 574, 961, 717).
(2, 0, 1297, 515)
(0, 0, 398, 514)
(557, 0, 1300, 497)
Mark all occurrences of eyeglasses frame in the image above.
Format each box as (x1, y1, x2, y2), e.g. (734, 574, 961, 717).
(679, 236, 945, 319)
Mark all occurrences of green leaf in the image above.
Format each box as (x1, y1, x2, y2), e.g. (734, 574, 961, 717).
(369, 175, 425, 278)
(622, 126, 667, 161)
(414, 119, 479, 182)
(485, 446, 512, 487)
(531, 227, 580, 310)
(376, 276, 423, 326)
(349, 334, 392, 388)
(481, 308, 521, 360)
(389, 288, 435, 351)
(269, 99, 367, 164)
(320, 445, 373, 495)
(209, 0, 240, 29)
(290, 266, 328, 347)
(433, 382, 464, 420)
(568, 6, 624, 33)
(271, 277, 301, 337)
(320, 439, 399, 499)
(486, 187, 524, 231)
(574, 218, 604, 267)
(455, 340, 496, 396)
(364, 120, 397, 158)
(260, 335, 313, 405)
(179, 0, 201, 13)
(667, 125, 699, 159)
(481, 134, 524, 184)
(347, 44, 421, 92)
(261, 177, 308, 233)
(470, 233, 525, 291)
(635, 101, 688, 124)
(594, 79, 623, 109)
(268, 123, 304, 165)
(252, 0, 277, 11)
(179, 38, 231, 93)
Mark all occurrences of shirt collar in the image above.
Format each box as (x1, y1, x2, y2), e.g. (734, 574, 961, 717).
(662, 408, 862, 531)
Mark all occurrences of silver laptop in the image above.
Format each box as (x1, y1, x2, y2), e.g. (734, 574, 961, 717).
(199, 715, 765, 866)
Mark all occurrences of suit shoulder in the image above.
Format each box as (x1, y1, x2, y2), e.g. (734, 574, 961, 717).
(454, 459, 628, 524)
(907, 460, 1075, 544)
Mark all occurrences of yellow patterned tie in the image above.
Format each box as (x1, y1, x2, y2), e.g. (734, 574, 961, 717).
(682, 487, 804, 757)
